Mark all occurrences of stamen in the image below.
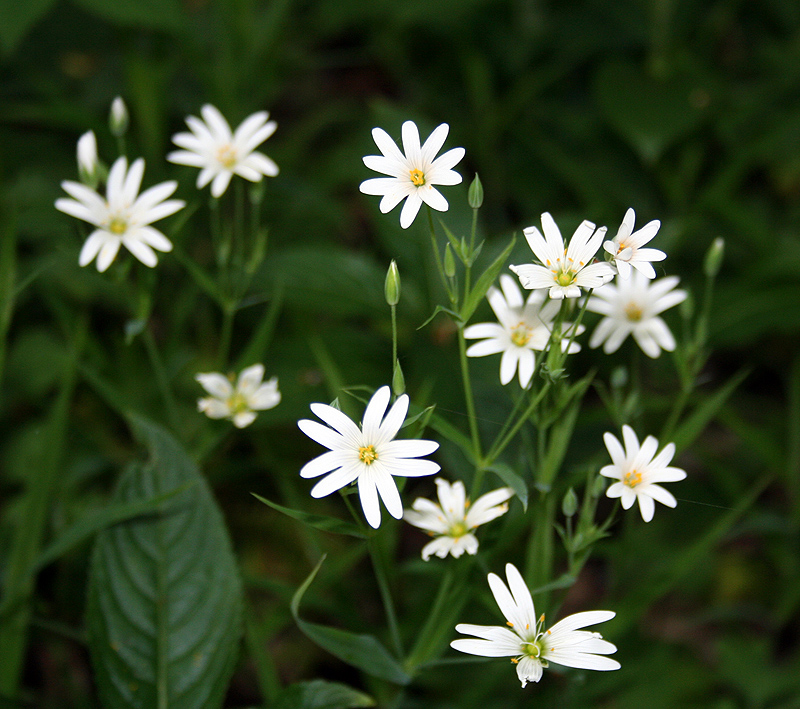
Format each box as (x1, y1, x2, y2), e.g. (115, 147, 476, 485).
(409, 168, 425, 186)
(108, 217, 127, 235)
(358, 445, 378, 465)
(217, 145, 238, 169)
(624, 469, 643, 487)
(624, 302, 643, 322)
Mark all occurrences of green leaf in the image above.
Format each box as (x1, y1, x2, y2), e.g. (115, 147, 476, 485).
(271, 679, 375, 709)
(417, 304, 462, 330)
(669, 368, 750, 452)
(86, 416, 243, 709)
(251, 494, 366, 538)
(485, 462, 528, 512)
(30, 483, 194, 574)
(291, 557, 411, 686)
(459, 235, 516, 324)
(427, 412, 477, 465)
(0, 0, 57, 54)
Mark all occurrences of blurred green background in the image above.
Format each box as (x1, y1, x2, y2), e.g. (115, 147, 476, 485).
(1, 0, 800, 707)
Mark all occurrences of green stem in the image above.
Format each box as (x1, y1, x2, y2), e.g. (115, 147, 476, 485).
(143, 326, 181, 432)
(391, 303, 397, 373)
(458, 327, 482, 466)
(218, 300, 236, 369)
(367, 536, 404, 658)
(486, 380, 552, 466)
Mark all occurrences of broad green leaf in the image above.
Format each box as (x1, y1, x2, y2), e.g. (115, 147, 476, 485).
(0, 0, 57, 54)
(252, 494, 366, 538)
(31, 483, 194, 574)
(459, 235, 516, 324)
(485, 462, 528, 511)
(271, 679, 375, 709)
(86, 416, 242, 709)
(291, 557, 411, 686)
(668, 368, 749, 452)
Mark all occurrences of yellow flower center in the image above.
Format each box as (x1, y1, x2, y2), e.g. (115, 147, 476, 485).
(227, 391, 250, 415)
(448, 521, 469, 538)
(624, 302, 643, 322)
(217, 145, 238, 169)
(624, 469, 642, 488)
(511, 323, 532, 347)
(521, 641, 543, 658)
(108, 217, 128, 235)
(555, 269, 575, 287)
(617, 240, 629, 255)
(359, 444, 378, 465)
(409, 168, 426, 186)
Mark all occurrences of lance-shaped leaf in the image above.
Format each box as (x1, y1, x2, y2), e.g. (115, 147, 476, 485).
(460, 235, 516, 324)
(291, 556, 411, 686)
(86, 416, 243, 709)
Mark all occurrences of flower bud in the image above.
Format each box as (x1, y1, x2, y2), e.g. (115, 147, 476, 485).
(384, 260, 400, 306)
(77, 130, 99, 187)
(562, 487, 578, 517)
(444, 242, 456, 277)
(591, 475, 607, 499)
(392, 360, 405, 396)
(703, 237, 724, 278)
(468, 173, 483, 208)
(109, 96, 129, 137)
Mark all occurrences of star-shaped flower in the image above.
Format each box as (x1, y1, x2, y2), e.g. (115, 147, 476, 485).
(463, 274, 582, 387)
(586, 271, 686, 358)
(603, 208, 666, 279)
(196, 364, 281, 428)
(510, 212, 615, 299)
(298, 386, 440, 528)
(451, 563, 619, 686)
(403, 478, 513, 560)
(168, 104, 279, 198)
(55, 156, 184, 272)
(359, 120, 465, 229)
(600, 425, 686, 522)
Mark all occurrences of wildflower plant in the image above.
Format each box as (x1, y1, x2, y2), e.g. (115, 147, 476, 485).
(29, 93, 742, 709)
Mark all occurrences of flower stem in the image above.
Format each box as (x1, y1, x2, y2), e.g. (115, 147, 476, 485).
(367, 535, 404, 658)
(458, 326, 483, 467)
(143, 326, 181, 432)
(218, 300, 236, 369)
(391, 303, 397, 373)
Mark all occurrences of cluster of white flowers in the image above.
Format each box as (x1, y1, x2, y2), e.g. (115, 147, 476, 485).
(196, 364, 281, 429)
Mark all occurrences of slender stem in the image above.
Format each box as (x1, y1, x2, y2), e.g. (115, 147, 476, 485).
(367, 536, 404, 658)
(218, 301, 236, 369)
(391, 303, 397, 373)
(485, 380, 551, 466)
(458, 327, 482, 465)
(143, 326, 181, 432)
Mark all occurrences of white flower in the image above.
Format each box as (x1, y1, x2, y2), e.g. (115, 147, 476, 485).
(600, 425, 686, 522)
(359, 120, 465, 229)
(196, 364, 281, 428)
(168, 104, 279, 198)
(464, 274, 582, 387)
(510, 212, 615, 299)
(404, 478, 513, 560)
(298, 386, 440, 529)
(77, 130, 98, 183)
(603, 208, 666, 279)
(586, 271, 687, 358)
(55, 156, 184, 272)
(451, 563, 619, 687)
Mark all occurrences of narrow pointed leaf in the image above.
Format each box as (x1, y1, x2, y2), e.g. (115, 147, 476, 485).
(485, 462, 528, 511)
(291, 557, 411, 685)
(460, 235, 516, 324)
(86, 416, 243, 709)
(251, 494, 366, 538)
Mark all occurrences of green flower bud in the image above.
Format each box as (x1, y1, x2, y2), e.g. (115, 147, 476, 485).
(385, 260, 401, 306)
(109, 96, 129, 137)
(444, 242, 456, 277)
(468, 173, 484, 208)
(703, 237, 725, 278)
(610, 366, 628, 389)
(562, 487, 578, 517)
(591, 475, 607, 499)
(392, 360, 405, 396)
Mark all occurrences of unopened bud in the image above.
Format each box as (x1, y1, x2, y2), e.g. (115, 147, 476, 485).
(392, 360, 405, 396)
(591, 475, 606, 499)
(384, 260, 400, 306)
(468, 173, 484, 208)
(610, 366, 628, 389)
(77, 130, 99, 187)
(444, 243, 456, 277)
(703, 237, 724, 278)
(109, 96, 129, 137)
(562, 487, 578, 517)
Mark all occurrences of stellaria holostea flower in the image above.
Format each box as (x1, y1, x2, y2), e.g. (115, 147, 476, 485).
(451, 563, 619, 686)
(510, 212, 614, 299)
(586, 271, 686, 358)
(196, 364, 281, 428)
(359, 120, 465, 229)
(464, 274, 582, 387)
(404, 478, 513, 560)
(168, 104, 279, 198)
(298, 386, 440, 528)
(603, 208, 666, 279)
(55, 156, 184, 272)
(600, 425, 686, 522)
